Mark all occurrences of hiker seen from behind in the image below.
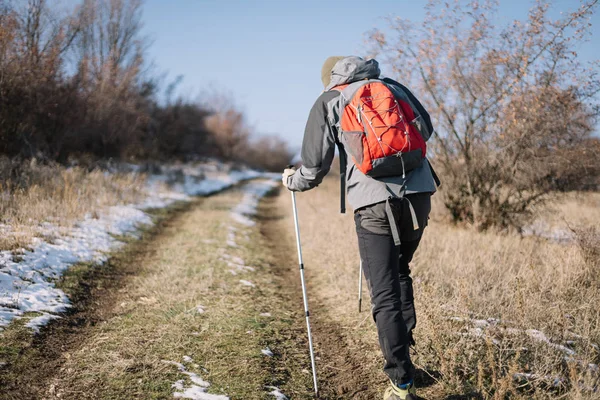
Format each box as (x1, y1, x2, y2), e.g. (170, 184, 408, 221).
(282, 56, 440, 400)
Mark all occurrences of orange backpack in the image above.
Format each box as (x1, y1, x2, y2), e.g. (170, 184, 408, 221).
(333, 79, 427, 179)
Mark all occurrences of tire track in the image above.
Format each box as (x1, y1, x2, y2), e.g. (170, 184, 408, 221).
(259, 191, 385, 399)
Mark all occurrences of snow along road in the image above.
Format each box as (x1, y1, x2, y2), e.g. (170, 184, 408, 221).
(0, 163, 277, 332)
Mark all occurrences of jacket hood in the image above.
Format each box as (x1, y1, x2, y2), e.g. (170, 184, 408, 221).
(325, 56, 381, 91)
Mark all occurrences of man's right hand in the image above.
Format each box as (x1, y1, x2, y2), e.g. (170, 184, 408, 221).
(282, 167, 296, 189)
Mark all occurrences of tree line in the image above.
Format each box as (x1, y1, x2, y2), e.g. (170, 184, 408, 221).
(0, 0, 292, 171)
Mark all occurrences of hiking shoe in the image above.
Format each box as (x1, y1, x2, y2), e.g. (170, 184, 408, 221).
(383, 381, 421, 400)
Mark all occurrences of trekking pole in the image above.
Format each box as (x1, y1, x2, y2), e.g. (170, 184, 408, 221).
(358, 259, 363, 313)
(290, 191, 319, 397)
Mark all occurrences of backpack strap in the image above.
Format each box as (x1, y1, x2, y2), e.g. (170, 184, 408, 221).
(331, 79, 379, 215)
(385, 199, 402, 246)
(337, 142, 347, 214)
(385, 196, 420, 247)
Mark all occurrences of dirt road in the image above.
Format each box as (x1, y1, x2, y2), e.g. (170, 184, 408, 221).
(0, 181, 388, 400)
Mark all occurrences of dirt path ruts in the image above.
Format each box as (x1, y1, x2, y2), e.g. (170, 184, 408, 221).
(0, 200, 198, 400)
(259, 193, 385, 399)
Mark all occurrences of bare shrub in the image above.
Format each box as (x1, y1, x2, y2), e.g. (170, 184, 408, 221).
(548, 137, 600, 192)
(0, 1, 291, 167)
(368, 0, 599, 231)
(148, 99, 215, 160)
(200, 93, 293, 170)
(245, 135, 294, 172)
(202, 93, 251, 161)
(0, 0, 81, 158)
(69, 0, 150, 159)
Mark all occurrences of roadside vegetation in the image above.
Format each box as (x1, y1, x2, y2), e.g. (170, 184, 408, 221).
(0, 0, 292, 252)
(280, 176, 600, 399)
(369, 0, 599, 230)
(0, 157, 147, 250)
(0, 0, 292, 167)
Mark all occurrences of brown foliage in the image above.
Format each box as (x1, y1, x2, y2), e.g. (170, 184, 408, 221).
(245, 135, 295, 172)
(0, 0, 291, 170)
(202, 93, 293, 170)
(369, 0, 599, 230)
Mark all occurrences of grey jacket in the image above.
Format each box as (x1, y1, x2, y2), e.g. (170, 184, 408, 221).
(288, 56, 437, 211)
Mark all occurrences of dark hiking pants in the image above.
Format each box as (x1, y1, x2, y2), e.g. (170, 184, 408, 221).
(354, 193, 431, 386)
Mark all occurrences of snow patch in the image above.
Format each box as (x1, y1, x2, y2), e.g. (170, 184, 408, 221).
(449, 315, 598, 379)
(267, 386, 289, 400)
(220, 254, 256, 274)
(525, 329, 577, 356)
(239, 280, 255, 288)
(163, 359, 229, 400)
(513, 372, 565, 388)
(24, 313, 60, 333)
(522, 221, 575, 244)
(194, 306, 205, 314)
(226, 226, 238, 248)
(174, 386, 229, 400)
(173, 380, 185, 390)
(220, 254, 244, 265)
(230, 181, 278, 226)
(261, 347, 274, 357)
(0, 164, 271, 331)
(0, 205, 153, 328)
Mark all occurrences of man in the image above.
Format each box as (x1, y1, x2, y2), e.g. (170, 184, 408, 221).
(282, 56, 438, 400)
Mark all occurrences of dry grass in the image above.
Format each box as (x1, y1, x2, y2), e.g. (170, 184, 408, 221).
(2, 171, 597, 399)
(279, 176, 600, 399)
(0, 157, 146, 250)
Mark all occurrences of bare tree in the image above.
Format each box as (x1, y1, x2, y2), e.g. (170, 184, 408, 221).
(73, 0, 148, 158)
(76, 0, 144, 87)
(0, 0, 80, 158)
(369, 0, 599, 230)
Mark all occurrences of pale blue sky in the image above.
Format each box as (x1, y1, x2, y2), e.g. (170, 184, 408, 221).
(142, 0, 598, 149)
